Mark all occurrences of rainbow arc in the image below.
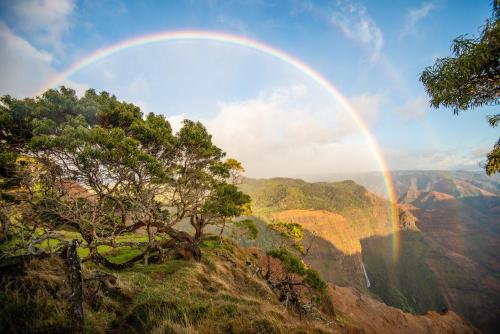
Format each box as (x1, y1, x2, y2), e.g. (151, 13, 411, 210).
(37, 30, 400, 261)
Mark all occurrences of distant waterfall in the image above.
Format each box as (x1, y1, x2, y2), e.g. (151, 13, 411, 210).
(361, 262, 371, 288)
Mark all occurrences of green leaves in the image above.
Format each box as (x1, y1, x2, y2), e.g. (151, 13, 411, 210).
(486, 139, 500, 175)
(0, 86, 252, 263)
(420, 5, 500, 174)
(420, 16, 500, 112)
(267, 248, 306, 276)
(270, 222, 303, 242)
(303, 268, 327, 292)
(267, 248, 327, 293)
(203, 183, 251, 218)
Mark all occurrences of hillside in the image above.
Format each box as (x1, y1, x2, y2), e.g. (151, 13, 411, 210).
(238, 178, 400, 290)
(0, 237, 476, 334)
(239, 176, 500, 333)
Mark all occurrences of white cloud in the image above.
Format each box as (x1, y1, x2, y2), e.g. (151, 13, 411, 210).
(396, 96, 428, 121)
(0, 22, 53, 97)
(9, 0, 75, 51)
(400, 2, 435, 38)
(385, 146, 487, 171)
(166, 114, 187, 134)
(203, 85, 383, 177)
(0, 22, 86, 97)
(330, 0, 384, 62)
(350, 93, 385, 125)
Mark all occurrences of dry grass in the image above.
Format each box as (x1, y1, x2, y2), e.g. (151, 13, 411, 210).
(1, 237, 344, 333)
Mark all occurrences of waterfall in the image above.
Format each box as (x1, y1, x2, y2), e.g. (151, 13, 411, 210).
(361, 262, 371, 288)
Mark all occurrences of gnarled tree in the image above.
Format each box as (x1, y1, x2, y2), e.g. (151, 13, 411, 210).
(0, 87, 250, 267)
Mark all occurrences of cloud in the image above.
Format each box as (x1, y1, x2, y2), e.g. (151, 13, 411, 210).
(385, 146, 487, 171)
(350, 93, 385, 125)
(396, 96, 428, 121)
(400, 2, 435, 38)
(128, 78, 148, 95)
(0, 22, 87, 97)
(8, 0, 75, 51)
(0, 22, 53, 97)
(330, 0, 384, 62)
(166, 114, 187, 134)
(202, 85, 383, 177)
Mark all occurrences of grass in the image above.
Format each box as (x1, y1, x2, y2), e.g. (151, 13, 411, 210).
(1, 236, 343, 333)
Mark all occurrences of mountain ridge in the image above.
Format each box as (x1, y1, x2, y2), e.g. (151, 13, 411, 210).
(239, 173, 500, 333)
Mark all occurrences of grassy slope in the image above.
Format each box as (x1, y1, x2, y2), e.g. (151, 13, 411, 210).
(1, 238, 343, 334)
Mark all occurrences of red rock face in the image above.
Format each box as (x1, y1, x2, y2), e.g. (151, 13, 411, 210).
(328, 285, 478, 334)
(408, 194, 500, 333)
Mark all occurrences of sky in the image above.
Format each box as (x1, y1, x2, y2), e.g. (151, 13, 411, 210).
(0, 0, 497, 178)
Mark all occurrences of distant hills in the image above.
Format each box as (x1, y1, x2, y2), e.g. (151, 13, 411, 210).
(304, 170, 500, 199)
(239, 171, 500, 333)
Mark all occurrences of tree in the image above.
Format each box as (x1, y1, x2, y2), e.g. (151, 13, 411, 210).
(0, 87, 97, 243)
(420, 2, 500, 174)
(0, 87, 251, 266)
(261, 248, 326, 314)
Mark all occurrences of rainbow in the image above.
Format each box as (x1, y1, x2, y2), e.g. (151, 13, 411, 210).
(37, 30, 400, 260)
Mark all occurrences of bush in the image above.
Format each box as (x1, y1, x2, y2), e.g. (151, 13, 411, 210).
(304, 269, 327, 292)
(267, 248, 327, 293)
(270, 222, 303, 241)
(267, 248, 306, 275)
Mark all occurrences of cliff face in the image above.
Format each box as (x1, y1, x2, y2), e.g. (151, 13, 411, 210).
(239, 177, 397, 291)
(403, 192, 500, 333)
(329, 284, 477, 334)
(240, 175, 500, 333)
(269, 209, 391, 290)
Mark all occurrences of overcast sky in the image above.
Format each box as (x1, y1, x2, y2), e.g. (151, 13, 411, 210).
(0, 0, 497, 177)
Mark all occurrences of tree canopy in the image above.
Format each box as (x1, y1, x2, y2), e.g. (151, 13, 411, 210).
(420, 3, 500, 174)
(0, 87, 250, 265)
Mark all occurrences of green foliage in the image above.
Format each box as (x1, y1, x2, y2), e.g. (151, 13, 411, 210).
(267, 248, 327, 294)
(270, 221, 304, 241)
(420, 4, 500, 174)
(203, 183, 251, 218)
(361, 231, 447, 314)
(240, 178, 372, 215)
(420, 6, 499, 112)
(0, 86, 251, 265)
(304, 269, 327, 292)
(267, 248, 306, 275)
(486, 138, 500, 176)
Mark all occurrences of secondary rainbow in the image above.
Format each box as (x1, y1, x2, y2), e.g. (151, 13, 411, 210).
(37, 30, 401, 260)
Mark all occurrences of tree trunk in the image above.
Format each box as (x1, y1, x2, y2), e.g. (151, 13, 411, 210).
(160, 238, 202, 261)
(64, 240, 84, 334)
(191, 215, 205, 242)
(159, 224, 203, 261)
(0, 210, 10, 243)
